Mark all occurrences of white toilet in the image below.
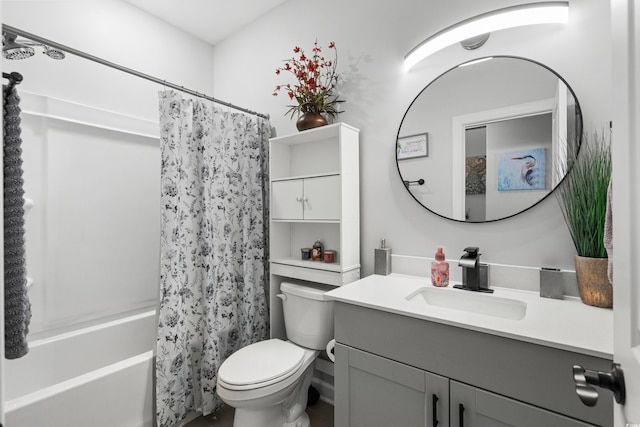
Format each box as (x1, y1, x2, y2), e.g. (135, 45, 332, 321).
(216, 281, 334, 427)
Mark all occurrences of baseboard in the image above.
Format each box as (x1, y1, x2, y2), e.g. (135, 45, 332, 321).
(312, 377, 334, 406)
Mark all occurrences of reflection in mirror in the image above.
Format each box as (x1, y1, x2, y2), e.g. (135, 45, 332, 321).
(396, 56, 581, 222)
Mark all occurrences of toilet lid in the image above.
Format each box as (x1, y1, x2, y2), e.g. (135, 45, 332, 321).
(218, 339, 305, 388)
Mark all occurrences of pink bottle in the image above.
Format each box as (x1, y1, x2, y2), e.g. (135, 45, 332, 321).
(431, 247, 450, 287)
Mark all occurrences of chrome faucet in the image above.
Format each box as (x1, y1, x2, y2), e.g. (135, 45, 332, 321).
(454, 247, 493, 293)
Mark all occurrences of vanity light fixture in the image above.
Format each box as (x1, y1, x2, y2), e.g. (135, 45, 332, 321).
(404, 1, 569, 71)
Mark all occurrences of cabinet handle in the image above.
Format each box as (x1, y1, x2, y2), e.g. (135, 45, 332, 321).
(295, 196, 308, 203)
(432, 394, 439, 427)
(458, 403, 465, 427)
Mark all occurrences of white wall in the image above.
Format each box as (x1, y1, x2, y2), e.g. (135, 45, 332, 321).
(212, 0, 612, 275)
(0, 0, 612, 293)
(1, 0, 217, 336)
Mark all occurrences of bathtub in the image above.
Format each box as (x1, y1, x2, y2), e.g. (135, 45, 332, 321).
(4, 310, 157, 427)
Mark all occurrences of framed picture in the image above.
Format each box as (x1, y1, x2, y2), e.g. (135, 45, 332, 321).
(465, 155, 486, 195)
(397, 133, 428, 160)
(497, 148, 547, 191)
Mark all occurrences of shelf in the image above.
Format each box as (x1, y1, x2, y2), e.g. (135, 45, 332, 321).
(270, 122, 358, 145)
(271, 257, 344, 272)
(271, 172, 340, 182)
(271, 219, 340, 224)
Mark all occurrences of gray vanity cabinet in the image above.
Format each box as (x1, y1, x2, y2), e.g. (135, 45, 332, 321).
(333, 302, 612, 427)
(335, 344, 449, 427)
(450, 381, 594, 427)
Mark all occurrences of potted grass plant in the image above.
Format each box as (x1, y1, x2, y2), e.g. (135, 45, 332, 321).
(555, 130, 612, 308)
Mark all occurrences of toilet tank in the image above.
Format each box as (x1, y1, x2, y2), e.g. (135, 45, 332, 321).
(279, 282, 335, 350)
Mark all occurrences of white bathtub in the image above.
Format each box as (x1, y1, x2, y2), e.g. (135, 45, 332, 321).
(4, 310, 157, 427)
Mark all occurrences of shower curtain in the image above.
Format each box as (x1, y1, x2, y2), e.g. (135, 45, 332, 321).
(155, 91, 270, 427)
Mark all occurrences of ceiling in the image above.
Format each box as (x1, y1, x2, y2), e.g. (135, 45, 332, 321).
(123, 0, 287, 45)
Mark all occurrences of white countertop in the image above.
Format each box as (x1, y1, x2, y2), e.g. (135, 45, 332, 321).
(326, 273, 613, 359)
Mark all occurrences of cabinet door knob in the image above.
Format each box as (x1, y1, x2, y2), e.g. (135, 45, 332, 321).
(295, 196, 308, 203)
(573, 363, 626, 406)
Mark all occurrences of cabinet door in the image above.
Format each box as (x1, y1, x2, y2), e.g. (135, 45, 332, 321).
(450, 381, 594, 427)
(335, 344, 449, 427)
(272, 180, 303, 220)
(303, 175, 340, 220)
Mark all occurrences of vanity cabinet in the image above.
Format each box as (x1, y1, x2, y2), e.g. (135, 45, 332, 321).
(450, 381, 593, 427)
(268, 123, 360, 338)
(336, 344, 595, 427)
(335, 344, 450, 427)
(333, 302, 612, 427)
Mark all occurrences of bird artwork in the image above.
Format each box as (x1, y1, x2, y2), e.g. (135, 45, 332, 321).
(511, 154, 537, 186)
(497, 148, 546, 191)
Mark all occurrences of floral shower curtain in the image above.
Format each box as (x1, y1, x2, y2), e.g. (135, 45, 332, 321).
(155, 91, 270, 427)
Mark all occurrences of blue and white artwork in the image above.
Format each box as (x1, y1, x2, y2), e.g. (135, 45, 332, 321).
(497, 148, 546, 191)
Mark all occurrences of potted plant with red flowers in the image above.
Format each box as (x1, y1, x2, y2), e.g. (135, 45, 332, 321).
(273, 40, 344, 131)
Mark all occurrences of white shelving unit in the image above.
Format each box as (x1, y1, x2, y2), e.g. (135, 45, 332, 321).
(269, 122, 360, 339)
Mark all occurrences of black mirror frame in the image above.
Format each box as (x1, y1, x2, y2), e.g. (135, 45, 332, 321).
(396, 55, 583, 223)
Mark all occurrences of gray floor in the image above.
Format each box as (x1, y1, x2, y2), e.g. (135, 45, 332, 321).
(185, 400, 334, 427)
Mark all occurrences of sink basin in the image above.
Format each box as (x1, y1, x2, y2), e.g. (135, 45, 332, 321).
(405, 287, 527, 320)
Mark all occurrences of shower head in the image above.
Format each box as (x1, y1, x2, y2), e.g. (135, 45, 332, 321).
(2, 32, 65, 60)
(2, 32, 35, 60)
(42, 45, 65, 60)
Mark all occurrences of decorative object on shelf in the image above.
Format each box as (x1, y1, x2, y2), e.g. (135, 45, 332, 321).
(301, 248, 311, 260)
(296, 112, 327, 132)
(324, 250, 335, 263)
(556, 130, 612, 308)
(273, 40, 344, 131)
(312, 240, 324, 261)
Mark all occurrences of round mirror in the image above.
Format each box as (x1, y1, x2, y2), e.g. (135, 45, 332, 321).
(396, 56, 582, 222)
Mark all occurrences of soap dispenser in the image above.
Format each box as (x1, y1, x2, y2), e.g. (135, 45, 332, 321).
(431, 247, 449, 287)
(374, 239, 392, 275)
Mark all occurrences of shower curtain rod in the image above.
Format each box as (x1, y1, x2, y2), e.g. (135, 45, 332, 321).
(2, 24, 269, 119)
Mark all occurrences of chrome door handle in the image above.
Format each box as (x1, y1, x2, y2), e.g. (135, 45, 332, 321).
(573, 363, 625, 406)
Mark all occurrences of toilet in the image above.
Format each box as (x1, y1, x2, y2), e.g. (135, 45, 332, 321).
(216, 281, 335, 427)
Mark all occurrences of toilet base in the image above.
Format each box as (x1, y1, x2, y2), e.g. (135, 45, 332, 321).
(225, 363, 315, 427)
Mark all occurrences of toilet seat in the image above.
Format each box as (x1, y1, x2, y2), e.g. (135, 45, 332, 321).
(218, 339, 305, 391)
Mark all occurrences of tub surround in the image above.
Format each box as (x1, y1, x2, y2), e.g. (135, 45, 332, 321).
(4, 310, 156, 427)
(327, 273, 612, 359)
